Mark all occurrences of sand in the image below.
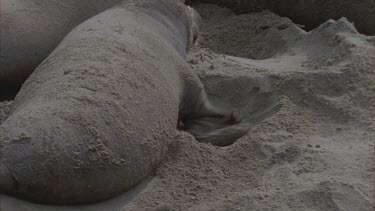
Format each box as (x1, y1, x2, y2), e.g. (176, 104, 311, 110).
(1, 3, 374, 211)
(190, 0, 375, 35)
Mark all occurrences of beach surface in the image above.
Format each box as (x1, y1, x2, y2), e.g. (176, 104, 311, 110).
(1, 3, 374, 211)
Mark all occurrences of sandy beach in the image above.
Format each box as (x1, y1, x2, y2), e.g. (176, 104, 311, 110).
(0, 2, 374, 211)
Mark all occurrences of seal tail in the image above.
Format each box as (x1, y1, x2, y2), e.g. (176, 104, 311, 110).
(0, 164, 15, 193)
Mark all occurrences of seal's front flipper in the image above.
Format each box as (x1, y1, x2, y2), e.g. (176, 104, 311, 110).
(180, 107, 252, 146)
(178, 73, 249, 146)
(193, 122, 252, 146)
(179, 94, 250, 146)
(182, 113, 252, 146)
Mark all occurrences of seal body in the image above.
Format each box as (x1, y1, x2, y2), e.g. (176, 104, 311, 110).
(0, 0, 241, 204)
(0, 0, 122, 97)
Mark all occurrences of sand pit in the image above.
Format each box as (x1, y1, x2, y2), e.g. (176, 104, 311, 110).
(1, 2, 374, 210)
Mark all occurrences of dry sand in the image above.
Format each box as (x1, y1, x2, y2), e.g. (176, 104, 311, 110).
(1, 3, 374, 211)
(190, 0, 375, 35)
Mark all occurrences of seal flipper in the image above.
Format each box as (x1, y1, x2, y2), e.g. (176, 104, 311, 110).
(180, 111, 251, 146)
(179, 86, 250, 146)
(194, 123, 252, 146)
(0, 164, 15, 193)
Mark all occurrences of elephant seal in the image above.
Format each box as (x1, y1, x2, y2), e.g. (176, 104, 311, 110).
(0, 0, 123, 98)
(0, 0, 247, 204)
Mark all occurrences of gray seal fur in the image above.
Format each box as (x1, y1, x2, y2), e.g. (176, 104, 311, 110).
(0, 0, 246, 204)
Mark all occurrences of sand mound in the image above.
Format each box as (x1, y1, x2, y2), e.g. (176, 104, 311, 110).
(189, 0, 375, 35)
(1, 3, 374, 210)
(123, 4, 374, 210)
(193, 4, 295, 59)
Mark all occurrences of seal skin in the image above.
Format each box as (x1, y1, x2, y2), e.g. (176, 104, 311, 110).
(0, 0, 122, 97)
(0, 0, 244, 204)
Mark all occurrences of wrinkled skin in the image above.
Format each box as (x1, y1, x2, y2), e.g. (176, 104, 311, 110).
(190, 0, 375, 35)
(0, 0, 245, 204)
(0, 0, 122, 98)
